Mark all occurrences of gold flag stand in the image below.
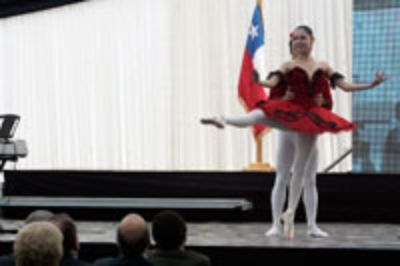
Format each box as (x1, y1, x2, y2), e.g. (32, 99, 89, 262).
(243, 137, 274, 172)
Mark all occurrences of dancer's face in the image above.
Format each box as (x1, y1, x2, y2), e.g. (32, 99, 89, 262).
(291, 28, 314, 54)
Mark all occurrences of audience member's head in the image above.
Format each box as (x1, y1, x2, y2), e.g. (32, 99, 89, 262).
(152, 210, 187, 250)
(117, 213, 150, 258)
(14, 222, 63, 266)
(49, 213, 79, 258)
(24, 209, 54, 224)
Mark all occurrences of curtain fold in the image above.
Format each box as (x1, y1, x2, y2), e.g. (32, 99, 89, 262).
(0, 0, 352, 171)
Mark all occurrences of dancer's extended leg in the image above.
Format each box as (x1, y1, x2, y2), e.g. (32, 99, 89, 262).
(201, 109, 290, 131)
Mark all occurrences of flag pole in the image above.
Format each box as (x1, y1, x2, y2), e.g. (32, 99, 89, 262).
(257, 0, 264, 25)
(244, 0, 274, 172)
(244, 135, 274, 171)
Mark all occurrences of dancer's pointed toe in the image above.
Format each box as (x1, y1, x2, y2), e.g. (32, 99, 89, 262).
(281, 210, 295, 240)
(200, 117, 224, 129)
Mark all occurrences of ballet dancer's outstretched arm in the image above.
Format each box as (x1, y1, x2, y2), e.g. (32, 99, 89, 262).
(323, 62, 387, 91)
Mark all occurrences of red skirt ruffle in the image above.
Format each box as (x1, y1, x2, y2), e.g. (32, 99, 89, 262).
(258, 99, 356, 134)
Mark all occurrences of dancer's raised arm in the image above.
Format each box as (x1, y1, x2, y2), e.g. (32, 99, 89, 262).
(324, 62, 386, 92)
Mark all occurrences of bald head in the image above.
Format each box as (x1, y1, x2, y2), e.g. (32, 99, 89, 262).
(118, 214, 147, 243)
(117, 213, 149, 257)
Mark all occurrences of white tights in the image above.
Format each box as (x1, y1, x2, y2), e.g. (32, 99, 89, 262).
(223, 109, 325, 235)
(223, 109, 290, 131)
(271, 131, 319, 229)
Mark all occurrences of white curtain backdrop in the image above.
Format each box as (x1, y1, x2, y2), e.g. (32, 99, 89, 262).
(0, 0, 353, 171)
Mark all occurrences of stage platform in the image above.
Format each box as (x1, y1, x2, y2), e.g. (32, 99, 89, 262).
(1, 170, 400, 263)
(1, 220, 400, 263)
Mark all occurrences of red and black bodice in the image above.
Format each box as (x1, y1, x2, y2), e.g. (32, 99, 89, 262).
(257, 67, 355, 134)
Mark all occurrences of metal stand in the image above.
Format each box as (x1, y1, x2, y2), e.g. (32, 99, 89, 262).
(323, 148, 352, 173)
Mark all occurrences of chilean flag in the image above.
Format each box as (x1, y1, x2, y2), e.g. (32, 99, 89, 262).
(238, 2, 269, 139)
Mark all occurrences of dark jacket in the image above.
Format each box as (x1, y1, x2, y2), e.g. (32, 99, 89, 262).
(0, 255, 15, 266)
(94, 255, 153, 266)
(147, 249, 210, 266)
(61, 255, 93, 266)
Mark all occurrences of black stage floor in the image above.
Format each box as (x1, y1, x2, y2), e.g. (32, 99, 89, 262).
(2, 170, 400, 223)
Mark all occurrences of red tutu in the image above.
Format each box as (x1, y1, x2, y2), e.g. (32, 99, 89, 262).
(258, 67, 356, 134)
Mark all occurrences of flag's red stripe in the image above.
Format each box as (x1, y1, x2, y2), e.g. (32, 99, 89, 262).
(238, 50, 269, 138)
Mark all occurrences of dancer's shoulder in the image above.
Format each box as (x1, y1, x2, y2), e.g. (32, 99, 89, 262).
(279, 61, 294, 73)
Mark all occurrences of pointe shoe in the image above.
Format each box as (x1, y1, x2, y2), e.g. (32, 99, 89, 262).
(307, 226, 329, 238)
(200, 116, 224, 129)
(281, 210, 295, 240)
(265, 226, 281, 237)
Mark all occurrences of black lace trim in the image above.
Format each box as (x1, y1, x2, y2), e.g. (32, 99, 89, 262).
(267, 70, 285, 86)
(255, 100, 268, 107)
(270, 109, 352, 130)
(330, 72, 344, 89)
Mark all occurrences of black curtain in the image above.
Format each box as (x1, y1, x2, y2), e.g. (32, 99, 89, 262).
(0, 0, 86, 18)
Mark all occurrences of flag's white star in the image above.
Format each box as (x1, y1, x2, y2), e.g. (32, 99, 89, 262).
(248, 24, 258, 40)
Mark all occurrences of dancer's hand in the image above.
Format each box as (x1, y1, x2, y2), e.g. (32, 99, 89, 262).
(282, 89, 294, 100)
(371, 71, 387, 87)
(252, 70, 260, 84)
(314, 93, 325, 106)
